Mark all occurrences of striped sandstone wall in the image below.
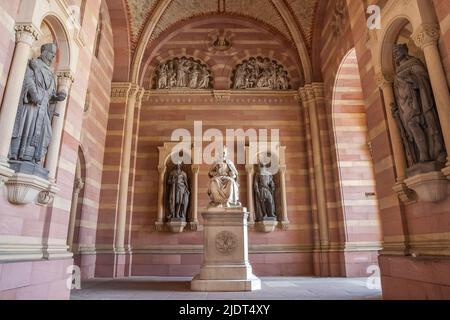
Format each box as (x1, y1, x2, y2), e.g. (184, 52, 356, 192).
(345, 0, 450, 299)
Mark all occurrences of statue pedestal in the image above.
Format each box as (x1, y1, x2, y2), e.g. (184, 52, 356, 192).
(191, 207, 261, 292)
(167, 218, 187, 233)
(256, 218, 278, 233)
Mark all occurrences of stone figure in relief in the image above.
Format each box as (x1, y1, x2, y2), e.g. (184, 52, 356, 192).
(176, 58, 190, 87)
(198, 66, 211, 89)
(231, 57, 290, 90)
(254, 164, 277, 221)
(208, 148, 241, 208)
(9, 43, 67, 178)
(166, 163, 190, 220)
(391, 44, 446, 170)
(155, 57, 212, 89)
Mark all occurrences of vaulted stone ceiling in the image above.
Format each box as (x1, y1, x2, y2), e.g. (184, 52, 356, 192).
(126, 0, 318, 49)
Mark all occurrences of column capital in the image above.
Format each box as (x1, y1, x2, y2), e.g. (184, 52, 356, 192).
(245, 164, 255, 174)
(111, 82, 142, 102)
(14, 24, 40, 45)
(56, 70, 75, 90)
(298, 85, 316, 103)
(412, 23, 440, 49)
(376, 72, 394, 88)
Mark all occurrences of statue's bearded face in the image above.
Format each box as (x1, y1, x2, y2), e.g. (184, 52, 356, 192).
(41, 49, 56, 66)
(393, 45, 408, 64)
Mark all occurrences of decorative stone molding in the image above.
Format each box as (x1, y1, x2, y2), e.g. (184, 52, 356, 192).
(213, 90, 231, 102)
(375, 72, 394, 88)
(5, 173, 59, 206)
(404, 171, 448, 203)
(393, 182, 417, 205)
(255, 220, 277, 233)
(14, 24, 40, 45)
(412, 23, 441, 49)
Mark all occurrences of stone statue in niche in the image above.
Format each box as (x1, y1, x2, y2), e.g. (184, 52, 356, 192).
(254, 163, 277, 222)
(232, 57, 290, 90)
(166, 163, 190, 220)
(9, 43, 67, 179)
(391, 44, 447, 175)
(208, 148, 241, 208)
(156, 57, 212, 89)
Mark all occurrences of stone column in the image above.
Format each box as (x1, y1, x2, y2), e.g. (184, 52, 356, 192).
(46, 71, 75, 181)
(189, 164, 200, 231)
(115, 84, 140, 253)
(376, 73, 408, 181)
(303, 85, 329, 249)
(279, 166, 289, 230)
(0, 24, 39, 167)
(245, 164, 255, 224)
(67, 176, 84, 252)
(412, 24, 450, 176)
(155, 165, 166, 231)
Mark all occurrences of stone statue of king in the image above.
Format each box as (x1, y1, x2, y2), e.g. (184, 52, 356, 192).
(207, 148, 241, 208)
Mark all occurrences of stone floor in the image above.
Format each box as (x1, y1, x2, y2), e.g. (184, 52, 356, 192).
(71, 277, 382, 300)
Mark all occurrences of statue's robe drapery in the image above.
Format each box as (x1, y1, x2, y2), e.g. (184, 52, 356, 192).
(167, 169, 190, 219)
(393, 56, 446, 166)
(9, 58, 56, 165)
(208, 160, 240, 207)
(254, 172, 276, 221)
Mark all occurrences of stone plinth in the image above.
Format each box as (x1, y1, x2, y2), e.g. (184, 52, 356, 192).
(191, 207, 261, 292)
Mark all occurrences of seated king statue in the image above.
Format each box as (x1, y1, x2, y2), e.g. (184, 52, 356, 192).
(207, 148, 241, 208)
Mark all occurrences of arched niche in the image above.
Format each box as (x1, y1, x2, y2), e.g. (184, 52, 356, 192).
(156, 142, 199, 233)
(245, 144, 289, 232)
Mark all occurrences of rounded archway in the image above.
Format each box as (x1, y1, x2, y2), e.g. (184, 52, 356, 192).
(332, 48, 383, 276)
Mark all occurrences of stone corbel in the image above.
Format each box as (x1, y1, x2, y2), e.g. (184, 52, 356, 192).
(404, 171, 448, 203)
(393, 181, 417, 205)
(5, 173, 59, 206)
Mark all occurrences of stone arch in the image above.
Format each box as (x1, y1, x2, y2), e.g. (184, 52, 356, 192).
(332, 48, 382, 276)
(132, 3, 309, 86)
(379, 16, 414, 76)
(38, 14, 72, 72)
(140, 14, 303, 89)
(106, 0, 131, 82)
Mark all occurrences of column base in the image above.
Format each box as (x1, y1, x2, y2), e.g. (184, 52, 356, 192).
(191, 274, 261, 292)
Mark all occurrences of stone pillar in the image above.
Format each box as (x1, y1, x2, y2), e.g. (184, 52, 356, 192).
(155, 165, 166, 231)
(46, 71, 74, 181)
(0, 24, 39, 167)
(302, 85, 329, 249)
(115, 84, 141, 253)
(376, 73, 408, 182)
(279, 166, 289, 230)
(189, 164, 200, 231)
(67, 176, 84, 252)
(412, 24, 450, 176)
(245, 164, 255, 224)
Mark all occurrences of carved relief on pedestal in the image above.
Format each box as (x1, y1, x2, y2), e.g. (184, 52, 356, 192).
(215, 231, 238, 255)
(154, 57, 212, 90)
(231, 57, 290, 90)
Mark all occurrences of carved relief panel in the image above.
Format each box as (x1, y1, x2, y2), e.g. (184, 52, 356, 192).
(154, 57, 212, 90)
(231, 57, 290, 90)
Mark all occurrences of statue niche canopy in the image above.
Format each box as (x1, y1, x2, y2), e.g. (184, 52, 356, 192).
(231, 57, 290, 90)
(154, 56, 212, 90)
